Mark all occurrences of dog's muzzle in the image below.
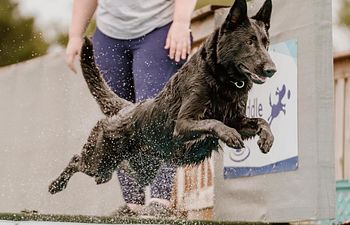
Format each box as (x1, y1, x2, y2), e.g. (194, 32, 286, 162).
(238, 64, 276, 84)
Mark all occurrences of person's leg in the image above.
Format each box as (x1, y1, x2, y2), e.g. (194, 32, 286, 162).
(92, 28, 145, 212)
(149, 163, 177, 204)
(92, 28, 135, 101)
(131, 23, 185, 101)
(117, 168, 145, 211)
(139, 163, 177, 218)
(131, 23, 185, 214)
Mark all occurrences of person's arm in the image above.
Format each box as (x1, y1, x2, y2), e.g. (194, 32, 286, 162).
(165, 0, 197, 62)
(66, 0, 97, 73)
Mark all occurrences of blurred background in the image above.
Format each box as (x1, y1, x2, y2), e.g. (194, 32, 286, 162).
(0, 0, 349, 68)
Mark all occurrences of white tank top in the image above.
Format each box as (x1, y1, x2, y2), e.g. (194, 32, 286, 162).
(96, 0, 174, 39)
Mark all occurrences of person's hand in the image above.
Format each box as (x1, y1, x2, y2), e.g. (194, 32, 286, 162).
(66, 36, 83, 73)
(165, 21, 191, 62)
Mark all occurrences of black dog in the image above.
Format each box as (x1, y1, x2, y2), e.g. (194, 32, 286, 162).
(49, 0, 276, 194)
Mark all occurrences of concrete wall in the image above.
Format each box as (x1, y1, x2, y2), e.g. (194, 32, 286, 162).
(0, 52, 123, 216)
(213, 0, 335, 222)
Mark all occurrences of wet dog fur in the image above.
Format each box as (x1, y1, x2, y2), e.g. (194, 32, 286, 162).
(49, 0, 276, 194)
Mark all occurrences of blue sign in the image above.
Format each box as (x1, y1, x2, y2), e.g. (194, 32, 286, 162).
(224, 40, 298, 179)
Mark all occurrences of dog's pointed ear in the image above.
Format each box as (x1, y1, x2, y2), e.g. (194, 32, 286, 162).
(224, 0, 249, 30)
(252, 0, 272, 30)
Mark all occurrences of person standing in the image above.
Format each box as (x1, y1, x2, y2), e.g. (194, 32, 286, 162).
(65, 0, 197, 218)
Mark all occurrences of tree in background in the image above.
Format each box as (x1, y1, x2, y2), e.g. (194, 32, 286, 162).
(56, 19, 96, 47)
(340, 0, 350, 26)
(0, 0, 49, 67)
(196, 0, 232, 9)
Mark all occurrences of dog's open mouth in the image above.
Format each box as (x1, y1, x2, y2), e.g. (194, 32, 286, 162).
(238, 64, 266, 84)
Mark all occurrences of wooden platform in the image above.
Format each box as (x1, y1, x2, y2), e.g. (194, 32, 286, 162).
(0, 213, 286, 225)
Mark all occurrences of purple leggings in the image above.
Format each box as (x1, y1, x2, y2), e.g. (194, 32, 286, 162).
(92, 23, 184, 204)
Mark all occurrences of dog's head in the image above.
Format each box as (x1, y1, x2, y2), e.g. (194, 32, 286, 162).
(217, 0, 276, 85)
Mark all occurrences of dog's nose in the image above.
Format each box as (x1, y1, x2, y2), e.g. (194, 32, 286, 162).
(263, 68, 276, 77)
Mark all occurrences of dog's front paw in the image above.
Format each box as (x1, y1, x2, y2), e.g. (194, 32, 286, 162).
(220, 128, 245, 149)
(257, 127, 274, 154)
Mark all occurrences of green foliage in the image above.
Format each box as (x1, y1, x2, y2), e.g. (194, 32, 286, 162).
(196, 0, 234, 9)
(54, 19, 96, 47)
(86, 19, 97, 37)
(195, 0, 253, 9)
(0, 0, 49, 67)
(55, 32, 69, 47)
(339, 0, 350, 26)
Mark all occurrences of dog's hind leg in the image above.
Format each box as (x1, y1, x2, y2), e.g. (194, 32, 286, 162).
(94, 151, 120, 185)
(48, 154, 81, 194)
(48, 121, 103, 194)
(93, 136, 125, 185)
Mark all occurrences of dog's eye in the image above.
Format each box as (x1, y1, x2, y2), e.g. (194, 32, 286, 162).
(262, 37, 269, 46)
(247, 36, 257, 46)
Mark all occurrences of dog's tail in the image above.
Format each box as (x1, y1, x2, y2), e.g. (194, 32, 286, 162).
(80, 37, 131, 116)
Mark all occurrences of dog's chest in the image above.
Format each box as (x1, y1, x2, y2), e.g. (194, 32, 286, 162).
(204, 97, 246, 124)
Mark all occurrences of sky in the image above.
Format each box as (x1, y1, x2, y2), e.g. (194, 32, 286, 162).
(14, 0, 350, 53)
